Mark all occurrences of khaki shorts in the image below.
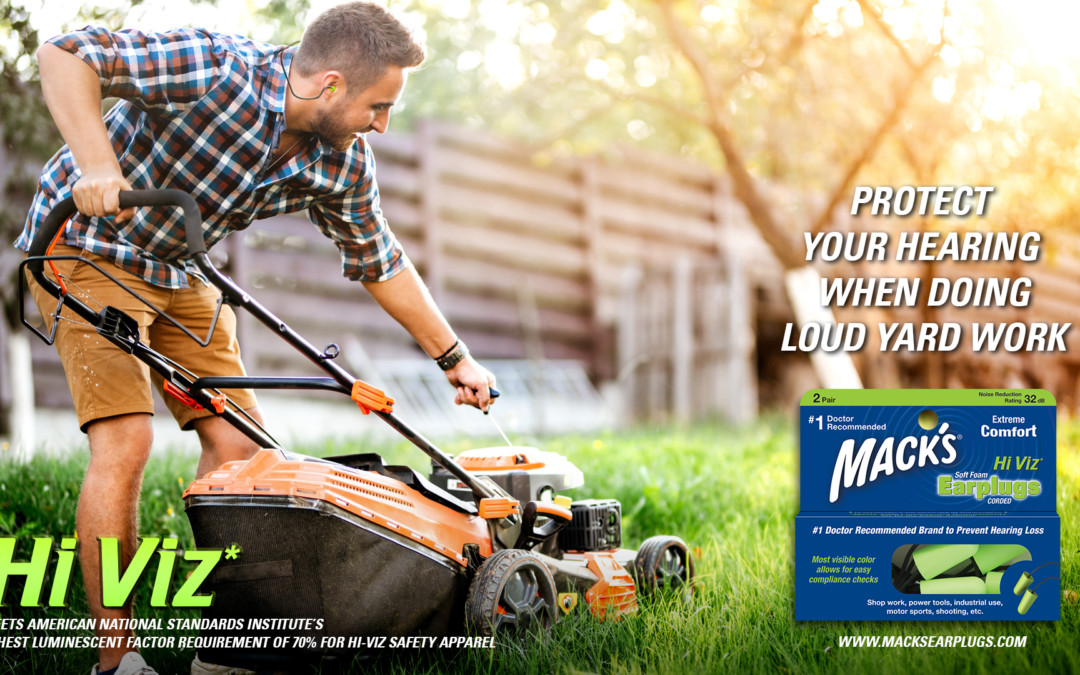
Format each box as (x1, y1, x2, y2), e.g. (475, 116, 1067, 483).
(27, 244, 258, 431)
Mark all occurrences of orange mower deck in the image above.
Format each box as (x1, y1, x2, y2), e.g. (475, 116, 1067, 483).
(185, 448, 492, 567)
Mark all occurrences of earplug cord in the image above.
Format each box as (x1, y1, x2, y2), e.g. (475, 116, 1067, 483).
(277, 42, 335, 101)
(1031, 576, 1060, 593)
(1029, 562, 1061, 576)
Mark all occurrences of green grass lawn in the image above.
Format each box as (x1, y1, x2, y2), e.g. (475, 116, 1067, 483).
(0, 418, 1075, 674)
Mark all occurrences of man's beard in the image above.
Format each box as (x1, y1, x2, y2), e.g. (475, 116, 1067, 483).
(311, 107, 371, 152)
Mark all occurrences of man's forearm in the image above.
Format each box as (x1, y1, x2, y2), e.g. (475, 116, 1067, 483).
(364, 266, 496, 410)
(38, 43, 120, 175)
(361, 266, 457, 357)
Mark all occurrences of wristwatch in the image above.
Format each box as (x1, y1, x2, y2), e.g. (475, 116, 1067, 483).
(435, 339, 468, 371)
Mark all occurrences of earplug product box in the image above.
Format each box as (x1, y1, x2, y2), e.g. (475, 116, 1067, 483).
(795, 390, 1060, 620)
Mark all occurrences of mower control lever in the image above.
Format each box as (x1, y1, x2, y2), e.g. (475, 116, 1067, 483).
(512, 500, 573, 550)
(475, 386, 500, 417)
(97, 305, 141, 353)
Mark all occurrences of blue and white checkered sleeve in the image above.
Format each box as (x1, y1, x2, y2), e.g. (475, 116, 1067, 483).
(307, 144, 411, 283)
(46, 26, 222, 115)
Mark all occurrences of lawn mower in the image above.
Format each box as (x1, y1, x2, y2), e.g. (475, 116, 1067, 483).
(23, 190, 695, 669)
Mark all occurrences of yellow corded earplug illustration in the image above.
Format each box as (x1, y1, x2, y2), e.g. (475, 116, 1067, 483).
(1015, 563, 1060, 615)
(1013, 571, 1034, 595)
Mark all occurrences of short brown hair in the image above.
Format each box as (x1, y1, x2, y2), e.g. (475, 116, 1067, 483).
(294, 2, 425, 94)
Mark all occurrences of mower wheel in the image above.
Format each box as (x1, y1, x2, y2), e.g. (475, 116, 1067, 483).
(465, 549, 558, 637)
(633, 535, 694, 598)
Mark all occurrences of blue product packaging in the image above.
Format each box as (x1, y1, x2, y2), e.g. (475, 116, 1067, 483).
(795, 390, 1060, 621)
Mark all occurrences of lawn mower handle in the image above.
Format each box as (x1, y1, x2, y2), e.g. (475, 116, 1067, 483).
(30, 190, 204, 257)
(27, 190, 204, 315)
(28, 189, 500, 501)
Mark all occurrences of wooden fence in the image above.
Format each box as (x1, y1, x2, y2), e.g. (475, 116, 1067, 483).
(616, 255, 756, 425)
(17, 120, 774, 424)
(10, 120, 1080, 421)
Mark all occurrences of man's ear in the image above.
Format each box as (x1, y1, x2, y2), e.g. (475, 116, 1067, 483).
(321, 71, 344, 97)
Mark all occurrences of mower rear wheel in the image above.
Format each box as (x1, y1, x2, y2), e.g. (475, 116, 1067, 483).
(634, 535, 694, 598)
(465, 550, 557, 637)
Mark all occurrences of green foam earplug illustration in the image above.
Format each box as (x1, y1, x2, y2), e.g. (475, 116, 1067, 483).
(1013, 571, 1034, 595)
(912, 544, 978, 580)
(920, 577, 986, 595)
(1013, 566, 1060, 614)
(1018, 589, 1037, 615)
(973, 544, 1030, 574)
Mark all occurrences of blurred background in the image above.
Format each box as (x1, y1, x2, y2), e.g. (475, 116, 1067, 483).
(2, 0, 1079, 453)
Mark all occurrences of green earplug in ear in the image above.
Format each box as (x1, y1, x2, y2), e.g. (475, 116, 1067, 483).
(984, 570, 1004, 595)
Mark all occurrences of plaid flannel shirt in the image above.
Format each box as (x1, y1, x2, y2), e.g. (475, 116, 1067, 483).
(15, 26, 409, 288)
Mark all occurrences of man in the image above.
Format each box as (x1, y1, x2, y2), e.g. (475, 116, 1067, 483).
(16, 4, 495, 674)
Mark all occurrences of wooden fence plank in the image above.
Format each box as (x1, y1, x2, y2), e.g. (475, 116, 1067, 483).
(366, 133, 419, 163)
(672, 258, 692, 425)
(440, 290, 595, 343)
(454, 329, 592, 361)
(243, 250, 357, 294)
(596, 196, 718, 247)
(427, 121, 577, 180)
(440, 257, 592, 312)
(437, 145, 581, 205)
(607, 143, 716, 187)
(370, 162, 420, 198)
(595, 162, 716, 216)
(438, 219, 589, 277)
(596, 231, 718, 268)
(723, 247, 756, 422)
(616, 266, 642, 424)
(415, 121, 443, 304)
(379, 198, 422, 234)
(435, 183, 584, 242)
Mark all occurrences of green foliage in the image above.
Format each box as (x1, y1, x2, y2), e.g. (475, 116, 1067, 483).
(0, 1, 57, 160)
(0, 0, 58, 266)
(394, 0, 723, 161)
(370, 0, 1080, 239)
(8, 0, 1078, 236)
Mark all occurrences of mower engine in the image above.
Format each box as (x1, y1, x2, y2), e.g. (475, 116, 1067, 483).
(429, 446, 584, 505)
(429, 446, 601, 556)
(559, 499, 623, 552)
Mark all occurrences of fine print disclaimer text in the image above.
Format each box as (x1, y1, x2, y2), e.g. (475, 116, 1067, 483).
(0, 617, 494, 651)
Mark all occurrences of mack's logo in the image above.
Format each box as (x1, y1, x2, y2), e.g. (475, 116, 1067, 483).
(829, 423, 958, 503)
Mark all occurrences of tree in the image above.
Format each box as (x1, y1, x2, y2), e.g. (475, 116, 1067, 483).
(385, 0, 1078, 389)
(5, 0, 1076, 394)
